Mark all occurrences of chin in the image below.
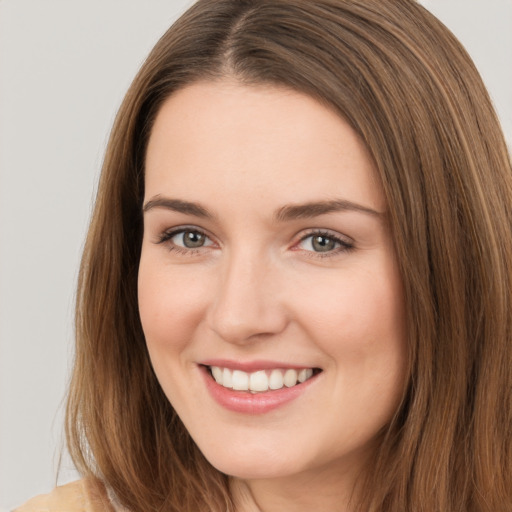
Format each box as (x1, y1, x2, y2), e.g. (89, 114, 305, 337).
(209, 456, 300, 480)
(195, 436, 305, 480)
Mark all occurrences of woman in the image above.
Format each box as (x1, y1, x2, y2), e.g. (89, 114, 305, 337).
(17, 0, 512, 511)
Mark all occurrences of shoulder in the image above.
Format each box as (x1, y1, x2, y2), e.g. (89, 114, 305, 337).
(14, 479, 117, 512)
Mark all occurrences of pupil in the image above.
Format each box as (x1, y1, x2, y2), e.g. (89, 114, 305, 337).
(312, 235, 335, 252)
(184, 231, 205, 248)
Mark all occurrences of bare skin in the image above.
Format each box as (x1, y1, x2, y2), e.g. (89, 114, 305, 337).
(139, 80, 407, 511)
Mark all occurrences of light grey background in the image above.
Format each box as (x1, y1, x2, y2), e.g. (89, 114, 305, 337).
(0, 1, 510, 509)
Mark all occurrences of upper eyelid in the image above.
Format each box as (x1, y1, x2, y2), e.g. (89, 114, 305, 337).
(160, 225, 211, 237)
(296, 228, 353, 244)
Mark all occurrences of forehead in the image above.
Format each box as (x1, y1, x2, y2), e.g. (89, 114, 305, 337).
(145, 80, 384, 213)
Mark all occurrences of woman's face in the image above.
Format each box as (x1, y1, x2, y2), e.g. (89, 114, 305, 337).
(139, 81, 407, 483)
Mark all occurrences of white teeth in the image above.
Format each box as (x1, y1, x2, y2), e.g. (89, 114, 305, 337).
(298, 368, 313, 383)
(222, 367, 233, 388)
(209, 366, 315, 392)
(211, 366, 223, 384)
(232, 370, 249, 390)
(249, 370, 269, 392)
(283, 369, 298, 387)
(269, 369, 284, 390)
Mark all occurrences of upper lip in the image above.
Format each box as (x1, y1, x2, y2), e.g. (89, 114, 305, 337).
(200, 359, 320, 373)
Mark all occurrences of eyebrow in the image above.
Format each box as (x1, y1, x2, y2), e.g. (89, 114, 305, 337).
(143, 197, 214, 218)
(142, 196, 384, 221)
(274, 199, 384, 222)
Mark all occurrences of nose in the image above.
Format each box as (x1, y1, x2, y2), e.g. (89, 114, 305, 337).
(207, 250, 288, 345)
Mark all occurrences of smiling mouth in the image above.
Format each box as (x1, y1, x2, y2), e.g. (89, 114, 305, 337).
(206, 366, 322, 393)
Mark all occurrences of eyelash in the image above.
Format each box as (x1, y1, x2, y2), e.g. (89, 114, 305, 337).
(156, 227, 213, 255)
(155, 227, 355, 258)
(296, 230, 355, 258)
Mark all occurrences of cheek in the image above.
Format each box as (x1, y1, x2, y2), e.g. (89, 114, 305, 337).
(137, 254, 209, 355)
(303, 267, 406, 425)
(292, 260, 407, 401)
(295, 268, 404, 347)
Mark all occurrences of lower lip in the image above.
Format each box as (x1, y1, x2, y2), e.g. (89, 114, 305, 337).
(200, 366, 319, 414)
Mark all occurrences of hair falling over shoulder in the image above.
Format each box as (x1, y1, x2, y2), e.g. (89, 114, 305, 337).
(65, 1, 512, 511)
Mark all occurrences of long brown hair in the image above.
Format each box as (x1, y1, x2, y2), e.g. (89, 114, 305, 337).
(66, 1, 512, 510)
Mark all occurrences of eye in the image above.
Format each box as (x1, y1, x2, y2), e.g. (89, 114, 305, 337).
(174, 230, 210, 248)
(157, 227, 214, 251)
(297, 231, 353, 255)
